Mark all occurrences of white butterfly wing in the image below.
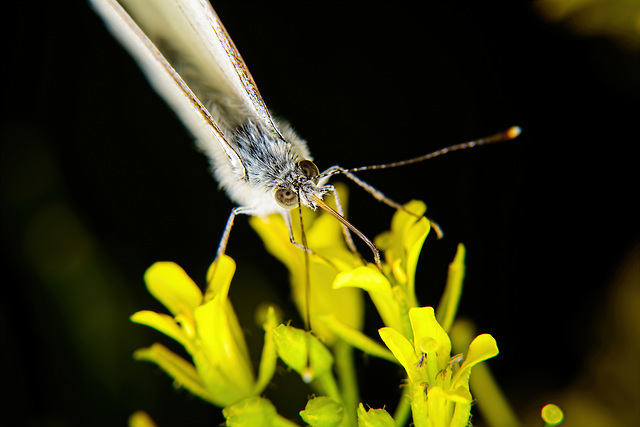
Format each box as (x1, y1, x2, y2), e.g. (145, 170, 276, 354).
(90, 0, 275, 179)
(91, 0, 317, 218)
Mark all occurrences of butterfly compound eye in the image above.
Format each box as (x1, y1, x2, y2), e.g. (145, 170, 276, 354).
(298, 160, 319, 184)
(274, 187, 299, 209)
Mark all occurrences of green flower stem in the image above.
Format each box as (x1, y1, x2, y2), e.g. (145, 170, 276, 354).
(334, 339, 359, 427)
(392, 391, 411, 427)
(470, 363, 521, 427)
(272, 414, 301, 427)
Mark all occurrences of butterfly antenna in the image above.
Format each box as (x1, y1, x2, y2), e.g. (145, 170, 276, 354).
(312, 126, 520, 239)
(316, 126, 521, 182)
(346, 126, 521, 173)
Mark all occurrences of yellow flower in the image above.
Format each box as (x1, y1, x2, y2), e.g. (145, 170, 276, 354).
(130, 255, 278, 407)
(379, 306, 499, 427)
(376, 200, 432, 304)
(329, 201, 465, 336)
(249, 184, 363, 344)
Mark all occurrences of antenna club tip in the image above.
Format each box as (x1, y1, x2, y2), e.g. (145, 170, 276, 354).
(507, 126, 522, 139)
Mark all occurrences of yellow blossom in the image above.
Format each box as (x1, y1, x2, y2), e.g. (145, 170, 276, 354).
(128, 190, 520, 426)
(379, 306, 499, 427)
(375, 200, 431, 308)
(130, 255, 278, 407)
(249, 184, 363, 344)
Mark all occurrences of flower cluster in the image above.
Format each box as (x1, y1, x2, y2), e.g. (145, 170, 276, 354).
(129, 185, 543, 426)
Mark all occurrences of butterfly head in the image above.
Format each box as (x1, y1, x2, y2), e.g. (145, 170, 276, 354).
(274, 159, 323, 210)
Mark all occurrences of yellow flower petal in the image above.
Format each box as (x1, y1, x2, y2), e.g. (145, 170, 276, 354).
(193, 291, 255, 401)
(378, 327, 421, 385)
(133, 343, 216, 405)
(144, 262, 202, 319)
(374, 200, 429, 308)
(444, 386, 473, 403)
(452, 334, 499, 390)
(253, 306, 279, 395)
(204, 254, 236, 301)
(409, 307, 451, 372)
(403, 215, 430, 306)
(448, 388, 473, 427)
(204, 256, 253, 366)
(130, 310, 193, 352)
(334, 266, 401, 331)
(301, 258, 364, 344)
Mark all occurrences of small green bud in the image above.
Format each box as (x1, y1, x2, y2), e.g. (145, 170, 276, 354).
(299, 396, 344, 427)
(274, 325, 333, 382)
(356, 403, 395, 427)
(223, 397, 277, 427)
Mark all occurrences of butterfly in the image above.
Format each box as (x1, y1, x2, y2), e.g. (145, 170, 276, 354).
(90, 0, 520, 272)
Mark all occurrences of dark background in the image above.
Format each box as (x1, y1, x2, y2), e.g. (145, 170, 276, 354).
(2, 1, 638, 426)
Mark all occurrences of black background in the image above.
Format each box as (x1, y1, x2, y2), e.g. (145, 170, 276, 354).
(2, 1, 638, 426)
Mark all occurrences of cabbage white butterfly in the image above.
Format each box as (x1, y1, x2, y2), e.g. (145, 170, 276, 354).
(89, 0, 520, 269)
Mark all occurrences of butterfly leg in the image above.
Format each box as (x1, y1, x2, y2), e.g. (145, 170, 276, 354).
(215, 206, 254, 262)
(282, 212, 316, 254)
